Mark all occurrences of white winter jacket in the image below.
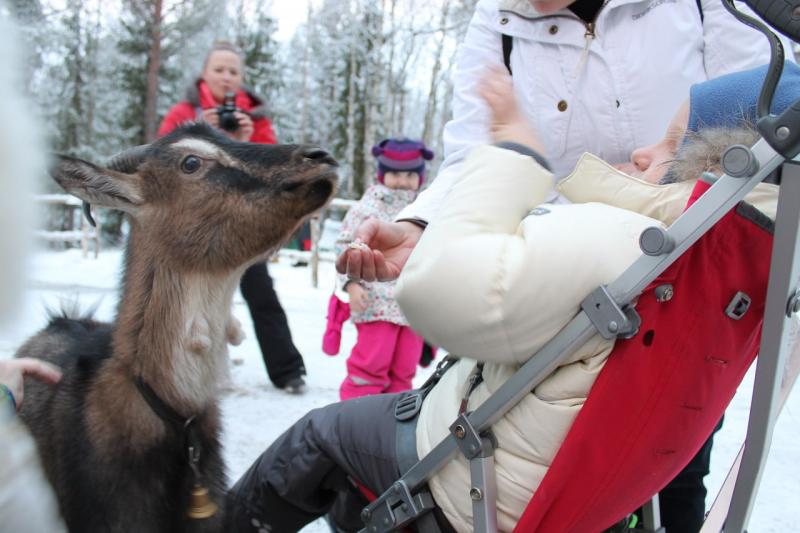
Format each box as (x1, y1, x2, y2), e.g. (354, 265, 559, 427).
(395, 145, 778, 532)
(398, 0, 791, 225)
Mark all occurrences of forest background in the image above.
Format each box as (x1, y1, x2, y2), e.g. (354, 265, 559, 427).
(2, 0, 477, 239)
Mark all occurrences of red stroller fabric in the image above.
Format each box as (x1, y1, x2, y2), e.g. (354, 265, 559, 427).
(514, 185, 774, 532)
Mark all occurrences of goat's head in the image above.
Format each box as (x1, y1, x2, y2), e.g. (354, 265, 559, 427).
(50, 123, 337, 271)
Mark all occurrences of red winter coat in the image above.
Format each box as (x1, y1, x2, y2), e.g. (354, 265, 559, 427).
(157, 79, 277, 144)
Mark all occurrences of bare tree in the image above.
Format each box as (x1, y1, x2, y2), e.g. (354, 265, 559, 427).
(422, 0, 451, 146)
(143, 0, 162, 142)
(345, 25, 358, 196)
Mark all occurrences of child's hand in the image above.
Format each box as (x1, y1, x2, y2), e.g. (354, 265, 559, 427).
(480, 67, 520, 128)
(0, 358, 62, 411)
(478, 67, 546, 154)
(346, 283, 369, 313)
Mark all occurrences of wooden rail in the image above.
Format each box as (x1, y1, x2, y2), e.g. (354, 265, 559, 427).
(33, 194, 100, 258)
(309, 197, 358, 287)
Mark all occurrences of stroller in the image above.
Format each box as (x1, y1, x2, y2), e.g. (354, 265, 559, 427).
(358, 2, 800, 532)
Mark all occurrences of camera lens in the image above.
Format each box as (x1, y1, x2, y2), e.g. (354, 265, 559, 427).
(218, 110, 239, 132)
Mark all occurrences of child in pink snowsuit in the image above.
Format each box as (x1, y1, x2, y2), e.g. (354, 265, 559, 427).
(334, 138, 433, 400)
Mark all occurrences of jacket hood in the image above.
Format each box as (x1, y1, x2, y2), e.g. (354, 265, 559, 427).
(665, 125, 760, 184)
(184, 79, 268, 119)
(558, 150, 778, 225)
(498, 0, 647, 18)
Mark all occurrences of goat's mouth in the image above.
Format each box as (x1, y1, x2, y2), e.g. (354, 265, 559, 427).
(305, 170, 337, 209)
(281, 167, 338, 200)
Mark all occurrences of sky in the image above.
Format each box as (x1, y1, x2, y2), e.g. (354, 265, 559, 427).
(271, 0, 311, 41)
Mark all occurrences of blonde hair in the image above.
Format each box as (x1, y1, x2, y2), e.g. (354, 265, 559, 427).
(202, 40, 244, 71)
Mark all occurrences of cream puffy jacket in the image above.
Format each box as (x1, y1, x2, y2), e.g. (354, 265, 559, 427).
(395, 146, 778, 532)
(398, 0, 791, 225)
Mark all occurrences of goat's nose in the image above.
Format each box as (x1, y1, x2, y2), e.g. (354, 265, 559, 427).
(297, 147, 338, 167)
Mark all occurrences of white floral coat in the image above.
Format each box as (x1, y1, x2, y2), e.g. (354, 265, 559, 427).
(335, 183, 418, 325)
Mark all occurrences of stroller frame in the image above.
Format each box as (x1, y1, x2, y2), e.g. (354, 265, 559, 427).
(359, 4, 800, 533)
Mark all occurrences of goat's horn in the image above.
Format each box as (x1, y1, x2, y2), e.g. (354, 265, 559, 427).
(107, 145, 149, 174)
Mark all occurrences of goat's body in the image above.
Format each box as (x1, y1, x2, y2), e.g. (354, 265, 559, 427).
(18, 316, 225, 533)
(16, 123, 337, 532)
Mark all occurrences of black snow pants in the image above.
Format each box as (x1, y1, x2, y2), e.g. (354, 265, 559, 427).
(239, 262, 306, 388)
(226, 392, 720, 533)
(657, 417, 723, 533)
(225, 394, 404, 532)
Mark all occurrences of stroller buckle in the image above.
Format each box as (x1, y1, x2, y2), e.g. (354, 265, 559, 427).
(395, 392, 423, 421)
(361, 480, 436, 532)
(725, 291, 752, 320)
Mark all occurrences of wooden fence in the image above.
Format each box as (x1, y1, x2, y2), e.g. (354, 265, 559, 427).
(34, 194, 100, 258)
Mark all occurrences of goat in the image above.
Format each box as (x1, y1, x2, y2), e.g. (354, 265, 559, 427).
(16, 122, 338, 533)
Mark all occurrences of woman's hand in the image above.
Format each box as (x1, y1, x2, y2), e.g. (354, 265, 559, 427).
(200, 107, 221, 129)
(199, 109, 253, 142)
(0, 358, 62, 411)
(336, 220, 424, 282)
(346, 283, 369, 313)
(232, 112, 254, 142)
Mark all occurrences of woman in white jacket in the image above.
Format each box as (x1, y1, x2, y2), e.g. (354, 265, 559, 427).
(337, 0, 792, 290)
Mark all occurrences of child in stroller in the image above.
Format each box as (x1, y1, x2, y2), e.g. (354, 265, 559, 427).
(224, 63, 798, 533)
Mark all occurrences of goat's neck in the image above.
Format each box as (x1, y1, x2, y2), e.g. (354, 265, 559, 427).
(110, 228, 242, 415)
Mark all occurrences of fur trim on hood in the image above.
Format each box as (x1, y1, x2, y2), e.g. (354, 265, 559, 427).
(184, 80, 268, 120)
(663, 125, 759, 184)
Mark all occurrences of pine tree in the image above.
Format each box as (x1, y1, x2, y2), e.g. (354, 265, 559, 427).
(229, 0, 283, 127)
(117, 0, 218, 144)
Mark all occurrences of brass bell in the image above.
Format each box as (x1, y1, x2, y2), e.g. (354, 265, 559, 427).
(187, 485, 218, 519)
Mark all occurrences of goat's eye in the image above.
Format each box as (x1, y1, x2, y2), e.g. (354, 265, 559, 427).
(181, 155, 202, 174)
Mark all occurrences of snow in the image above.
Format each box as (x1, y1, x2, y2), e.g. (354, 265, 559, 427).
(1, 248, 798, 532)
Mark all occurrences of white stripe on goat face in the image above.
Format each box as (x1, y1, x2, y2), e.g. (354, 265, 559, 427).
(171, 138, 239, 169)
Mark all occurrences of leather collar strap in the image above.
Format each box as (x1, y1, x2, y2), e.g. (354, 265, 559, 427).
(135, 377, 190, 429)
(134, 377, 214, 516)
(134, 376, 202, 462)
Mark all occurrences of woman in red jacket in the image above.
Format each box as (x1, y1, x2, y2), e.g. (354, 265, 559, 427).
(158, 42, 276, 144)
(158, 41, 307, 394)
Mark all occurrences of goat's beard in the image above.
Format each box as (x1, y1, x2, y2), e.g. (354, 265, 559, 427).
(659, 124, 760, 184)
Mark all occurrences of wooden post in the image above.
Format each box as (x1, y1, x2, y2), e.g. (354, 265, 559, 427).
(310, 214, 321, 288)
(81, 215, 89, 258)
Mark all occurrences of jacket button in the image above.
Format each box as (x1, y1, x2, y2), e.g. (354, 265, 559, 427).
(549, 25, 558, 35)
(500, 17, 509, 25)
(557, 100, 568, 112)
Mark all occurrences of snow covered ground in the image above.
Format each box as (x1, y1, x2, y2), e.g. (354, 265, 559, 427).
(1, 248, 798, 532)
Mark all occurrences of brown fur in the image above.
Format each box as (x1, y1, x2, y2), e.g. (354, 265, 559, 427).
(17, 123, 337, 532)
(662, 125, 760, 184)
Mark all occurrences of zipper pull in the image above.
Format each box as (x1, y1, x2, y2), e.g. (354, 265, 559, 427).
(573, 22, 596, 78)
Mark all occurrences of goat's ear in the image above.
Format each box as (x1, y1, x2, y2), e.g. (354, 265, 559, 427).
(50, 155, 144, 213)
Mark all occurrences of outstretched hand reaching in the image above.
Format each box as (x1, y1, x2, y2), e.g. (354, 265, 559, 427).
(335, 220, 424, 282)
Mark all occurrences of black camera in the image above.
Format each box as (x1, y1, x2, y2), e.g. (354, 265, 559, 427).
(217, 92, 240, 132)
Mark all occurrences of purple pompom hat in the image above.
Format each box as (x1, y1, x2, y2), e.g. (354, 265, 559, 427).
(371, 138, 434, 185)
